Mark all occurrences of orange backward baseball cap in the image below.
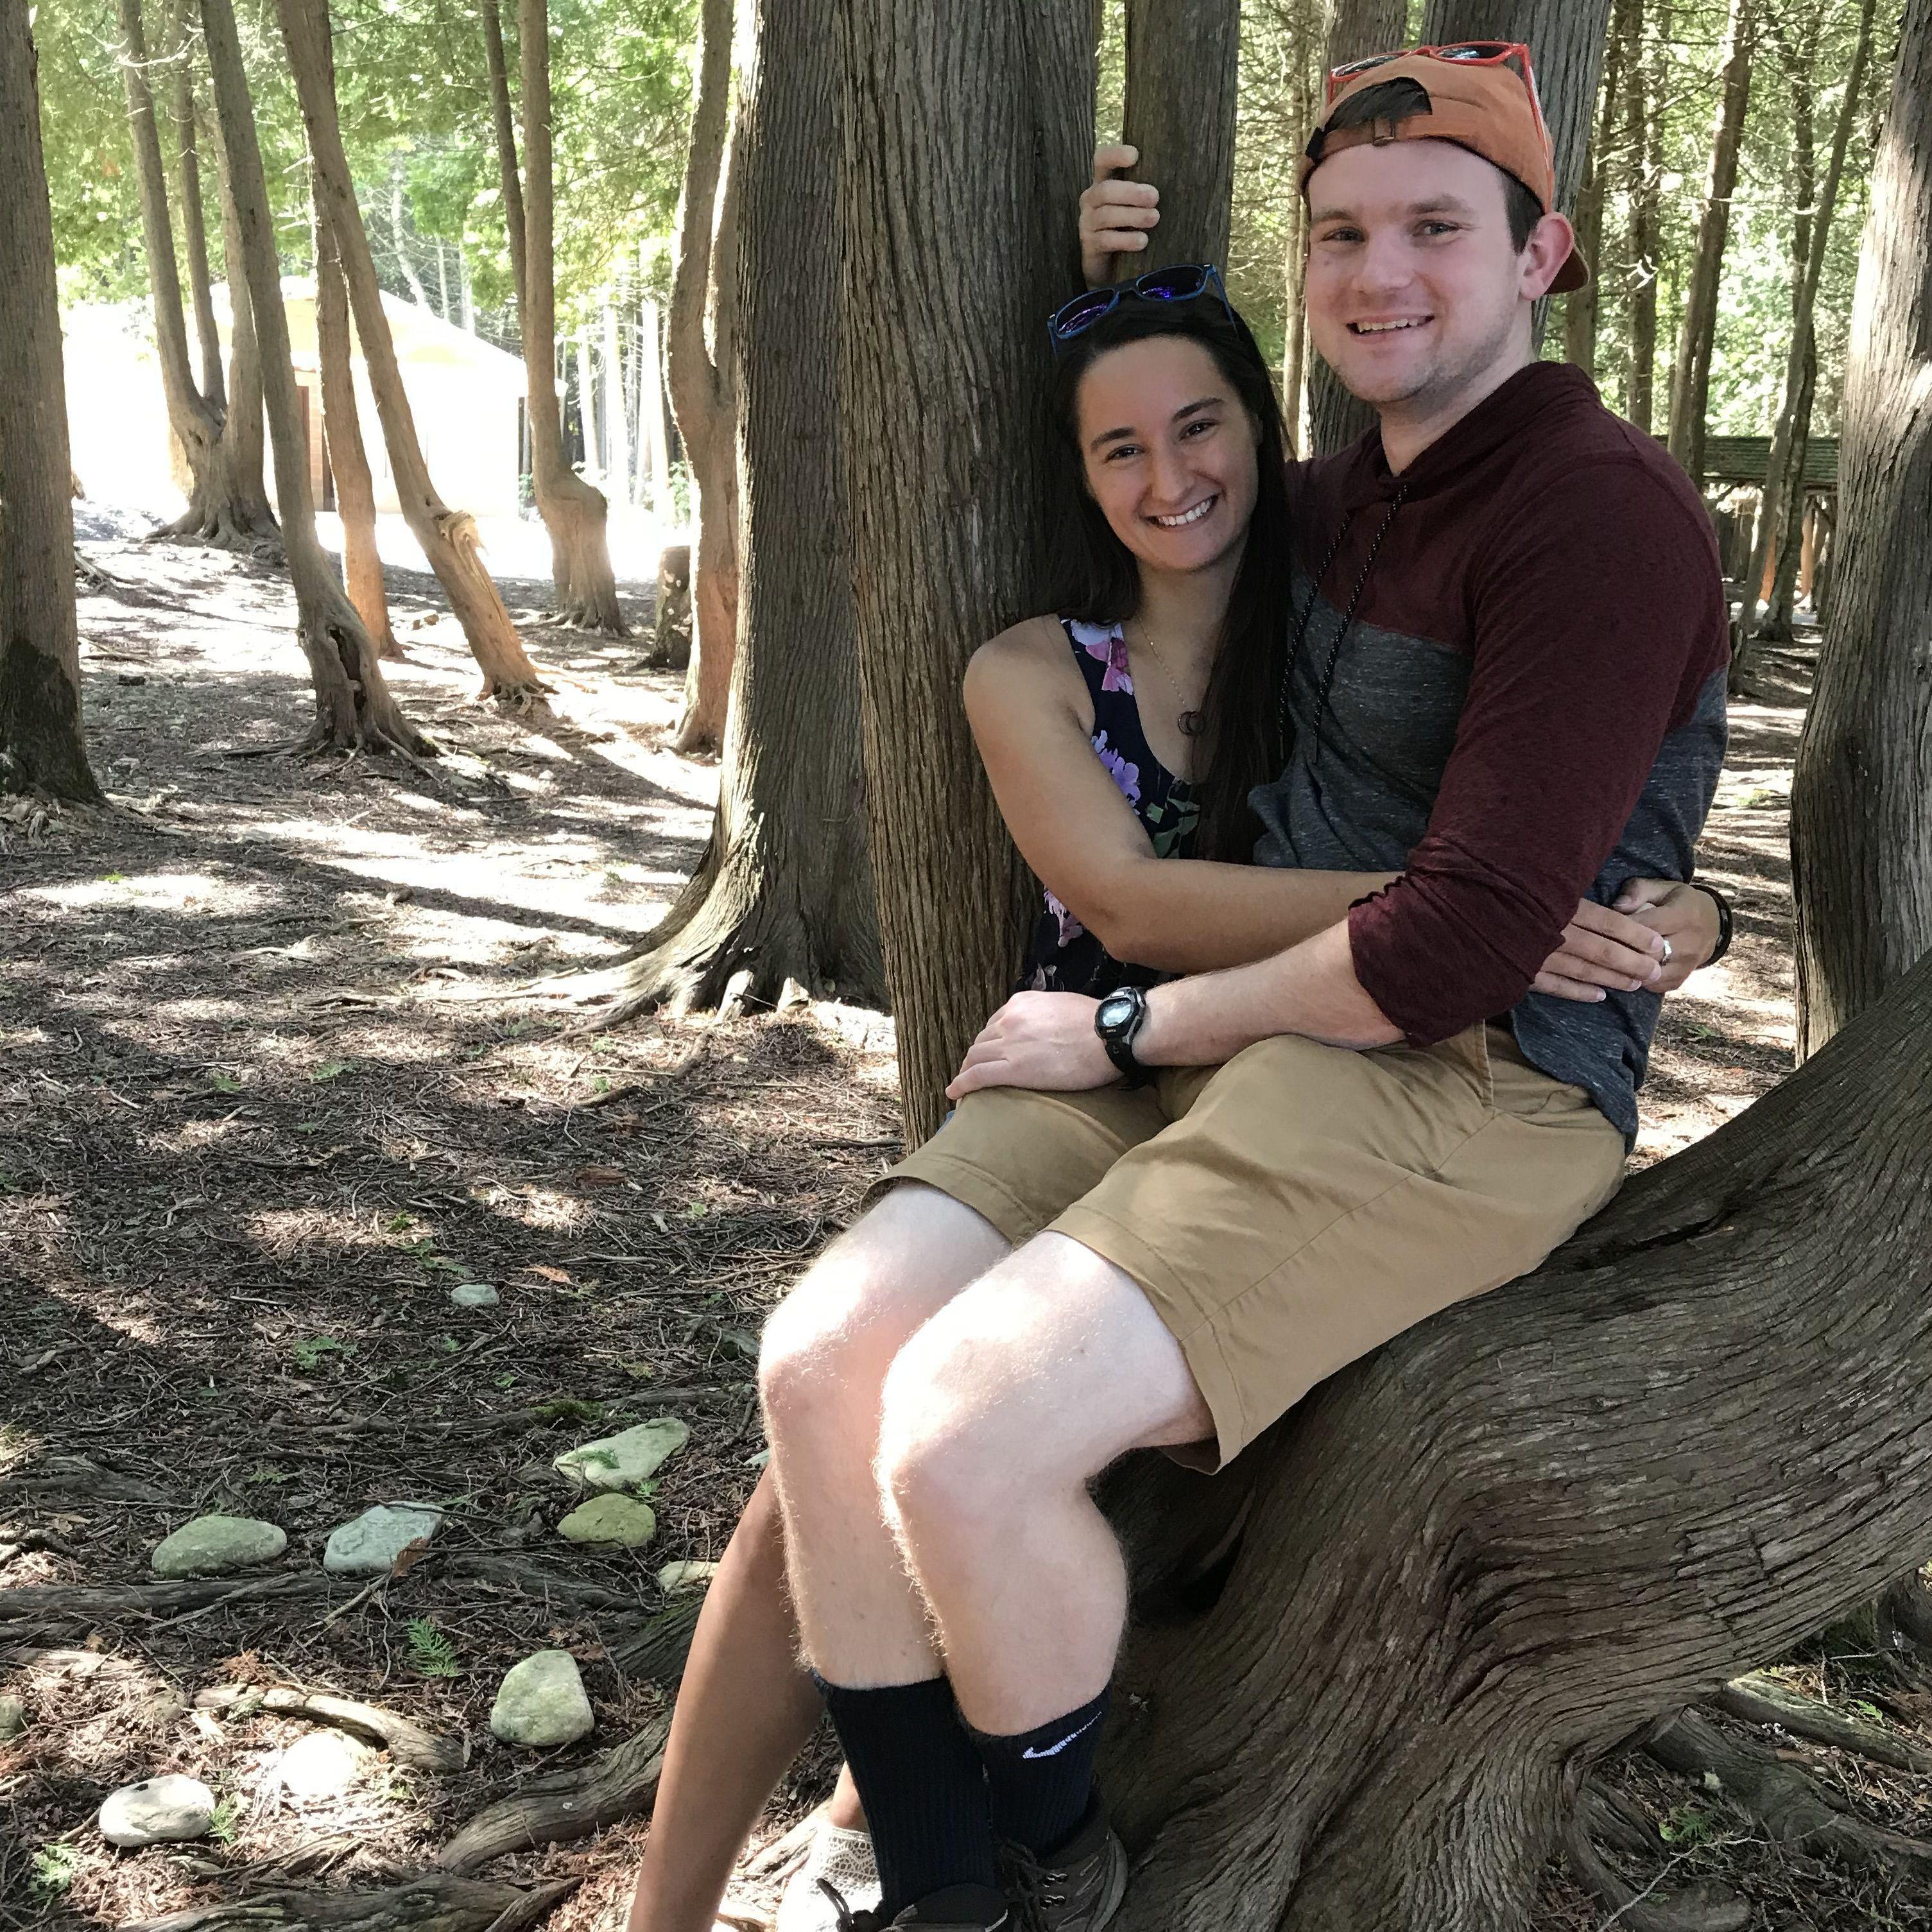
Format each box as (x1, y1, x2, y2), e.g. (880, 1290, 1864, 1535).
(1297, 44, 1589, 295)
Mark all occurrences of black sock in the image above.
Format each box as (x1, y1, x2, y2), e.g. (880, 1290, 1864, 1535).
(969, 1687, 1109, 1858)
(817, 1675, 998, 1915)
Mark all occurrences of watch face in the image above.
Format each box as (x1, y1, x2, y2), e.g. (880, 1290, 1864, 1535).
(1096, 992, 1136, 1031)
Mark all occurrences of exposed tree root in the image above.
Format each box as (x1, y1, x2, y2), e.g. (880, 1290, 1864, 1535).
(0, 1453, 170, 1505)
(608, 1593, 705, 1688)
(1647, 1710, 1932, 1876)
(1880, 1569, 1932, 1651)
(195, 1683, 468, 1772)
(435, 1713, 671, 1872)
(125, 1874, 576, 1932)
(1562, 1781, 1750, 1932)
(1714, 1670, 1932, 1773)
(0, 1574, 336, 1630)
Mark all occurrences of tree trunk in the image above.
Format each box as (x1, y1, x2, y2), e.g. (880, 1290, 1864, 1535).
(1790, 0, 1932, 1060)
(208, 125, 275, 539)
(602, 299, 629, 508)
(1761, 335, 1815, 639)
(0, 0, 103, 804)
(198, 0, 427, 757)
(638, 282, 671, 510)
(1096, 943, 1932, 1930)
(115, 0, 275, 547)
(1664, 0, 1755, 487)
(510, 0, 624, 631)
(1281, 2, 1316, 456)
(169, 0, 225, 411)
(1734, 0, 1878, 676)
(277, 0, 547, 703)
(587, 0, 884, 1025)
(1120, 0, 1240, 273)
(391, 168, 431, 309)
(1562, 0, 1625, 374)
(1623, 0, 1660, 432)
(666, 0, 742, 754)
(1306, 0, 1408, 456)
(836, 0, 1094, 1145)
(479, 0, 526, 309)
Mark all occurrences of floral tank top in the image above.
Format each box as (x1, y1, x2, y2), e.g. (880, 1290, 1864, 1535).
(1019, 617, 1198, 997)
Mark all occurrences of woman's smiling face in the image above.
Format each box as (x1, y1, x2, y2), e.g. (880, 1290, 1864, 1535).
(1074, 335, 1261, 579)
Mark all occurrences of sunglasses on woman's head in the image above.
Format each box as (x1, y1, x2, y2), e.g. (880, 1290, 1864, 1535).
(1048, 263, 1235, 353)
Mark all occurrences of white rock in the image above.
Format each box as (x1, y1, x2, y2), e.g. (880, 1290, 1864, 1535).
(322, 1503, 444, 1576)
(656, 1560, 720, 1593)
(553, 1417, 689, 1493)
(99, 1774, 216, 1848)
(0, 1693, 26, 1739)
(558, 1494, 657, 1548)
(777, 978, 811, 1011)
(276, 1729, 368, 1803)
(490, 1650, 594, 1748)
(449, 1282, 499, 1308)
(150, 1514, 287, 1579)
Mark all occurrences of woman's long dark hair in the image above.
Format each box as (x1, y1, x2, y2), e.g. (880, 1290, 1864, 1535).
(1048, 297, 1293, 864)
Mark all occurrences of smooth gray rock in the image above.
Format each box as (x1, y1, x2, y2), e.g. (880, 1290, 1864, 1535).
(449, 1282, 499, 1309)
(99, 1774, 215, 1847)
(0, 1693, 26, 1739)
(322, 1503, 444, 1576)
(490, 1650, 594, 1748)
(554, 1417, 689, 1492)
(558, 1494, 657, 1548)
(150, 1514, 287, 1579)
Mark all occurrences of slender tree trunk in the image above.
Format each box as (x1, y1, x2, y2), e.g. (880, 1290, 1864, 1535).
(435, 239, 450, 322)
(1790, 0, 1932, 1060)
(587, 0, 883, 1024)
(1562, 0, 1625, 373)
(479, 0, 526, 309)
(208, 114, 276, 538)
(602, 300, 629, 507)
(1665, 0, 1755, 486)
(1120, 0, 1240, 272)
(1281, 4, 1315, 456)
(1763, 336, 1815, 638)
(666, 0, 743, 753)
(836, 0, 1093, 1144)
(198, 0, 426, 757)
(277, 0, 548, 703)
(639, 283, 671, 511)
(1623, 0, 1660, 432)
(1098, 945, 1932, 1929)
(508, 0, 624, 630)
(391, 168, 430, 308)
(1307, 0, 1407, 455)
(1735, 0, 1878, 674)
(169, 0, 225, 411)
(0, 0, 103, 803)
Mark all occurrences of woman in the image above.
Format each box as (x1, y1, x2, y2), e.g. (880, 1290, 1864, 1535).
(626, 275, 1721, 1932)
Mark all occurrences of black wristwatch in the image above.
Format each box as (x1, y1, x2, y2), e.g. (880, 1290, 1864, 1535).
(1694, 882, 1734, 963)
(1094, 985, 1153, 1088)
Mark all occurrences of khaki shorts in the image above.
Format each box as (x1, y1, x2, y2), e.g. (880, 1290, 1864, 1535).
(876, 1022, 1625, 1469)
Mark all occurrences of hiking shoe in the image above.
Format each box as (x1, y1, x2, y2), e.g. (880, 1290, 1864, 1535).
(818, 1882, 1012, 1932)
(997, 1804, 1127, 1932)
(777, 1819, 881, 1931)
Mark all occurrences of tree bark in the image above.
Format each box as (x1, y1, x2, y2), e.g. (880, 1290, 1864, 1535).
(1562, 0, 1625, 374)
(1790, 0, 1932, 1060)
(1281, 1, 1316, 456)
(836, 0, 1094, 1144)
(0, 0, 103, 804)
(199, 0, 427, 757)
(1761, 335, 1815, 639)
(1734, 0, 1877, 674)
(602, 299, 629, 508)
(1623, 0, 1660, 432)
(587, 0, 884, 1024)
(512, 0, 624, 631)
(277, 0, 548, 703)
(665, 0, 741, 754)
(208, 124, 275, 540)
(1096, 944, 1932, 1929)
(638, 280, 671, 510)
(169, 0, 225, 411)
(479, 0, 526, 311)
(1120, 0, 1240, 273)
(1664, 0, 1755, 487)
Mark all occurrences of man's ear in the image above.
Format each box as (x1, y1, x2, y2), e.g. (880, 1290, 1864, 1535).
(1521, 211, 1576, 301)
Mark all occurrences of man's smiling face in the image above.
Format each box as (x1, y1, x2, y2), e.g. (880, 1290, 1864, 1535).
(1304, 137, 1554, 420)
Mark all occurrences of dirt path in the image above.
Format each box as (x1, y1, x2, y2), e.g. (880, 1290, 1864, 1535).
(2, 541, 1921, 1932)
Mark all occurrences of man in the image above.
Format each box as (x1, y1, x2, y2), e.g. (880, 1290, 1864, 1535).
(760, 45, 1730, 1932)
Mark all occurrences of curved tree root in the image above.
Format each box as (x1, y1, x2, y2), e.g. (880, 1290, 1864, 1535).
(607, 1592, 705, 1688)
(194, 1683, 467, 1772)
(1646, 1709, 1932, 1876)
(124, 1874, 575, 1932)
(1879, 1569, 1932, 1651)
(1714, 1671, 1932, 1773)
(435, 1712, 672, 1872)
(1562, 1781, 1750, 1932)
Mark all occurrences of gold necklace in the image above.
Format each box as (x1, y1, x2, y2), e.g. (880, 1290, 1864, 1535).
(1130, 619, 1205, 743)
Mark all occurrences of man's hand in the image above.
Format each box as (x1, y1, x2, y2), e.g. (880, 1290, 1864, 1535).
(1534, 880, 1722, 1002)
(1080, 144, 1160, 289)
(947, 992, 1115, 1101)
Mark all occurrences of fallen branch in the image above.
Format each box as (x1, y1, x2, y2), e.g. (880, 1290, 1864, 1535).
(1561, 1782, 1749, 1932)
(0, 1454, 171, 1505)
(0, 1574, 333, 1629)
(123, 1874, 575, 1932)
(436, 1713, 671, 1872)
(196, 1684, 468, 1772)
(1715, 1670, 1932, 1773)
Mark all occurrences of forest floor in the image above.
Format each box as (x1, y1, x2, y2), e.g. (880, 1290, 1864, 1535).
(1, 523, 1922, 1932)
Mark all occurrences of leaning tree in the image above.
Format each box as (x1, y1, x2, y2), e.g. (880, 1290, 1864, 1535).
(0, 0, 103, 803)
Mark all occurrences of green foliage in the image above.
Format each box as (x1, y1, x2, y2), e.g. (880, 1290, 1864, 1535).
(404, 1616, 461, 1677)
(1659, 1801, 1720, 1845)
(30, 1843, 82, 1897)
(288, 1334, 350, 1370)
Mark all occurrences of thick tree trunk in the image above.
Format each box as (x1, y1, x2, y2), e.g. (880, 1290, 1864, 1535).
(666, 0, 742, 754)
(0, 0, 103, 804)
(277, 0, 547, 703)
(1665, 0, 1755, 487)
(836, 0, 1093, 1144)
(1623, 0, 1660, 432)
(1120, 0, 1239, 273)
(198, 0, 426, 757)
(1790, 0, 1932, 1060)
(169, 3, 225, 411)
(1734, 0, 1877, 675)
(1092, 947, 1932, 1931)
(1562, 0, 1625, 374)
(587, 0, 883, 1024)
(513, 0, 624, 631)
